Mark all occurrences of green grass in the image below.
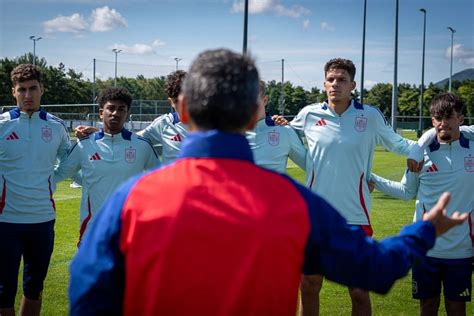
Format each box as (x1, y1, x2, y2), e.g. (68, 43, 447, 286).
(13, 137, 472, 314)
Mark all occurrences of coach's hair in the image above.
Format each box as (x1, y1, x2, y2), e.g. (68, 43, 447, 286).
(11, 64, 43, 86)
(429, 92, 465, 118)
(97, 87, 133, 110)
(324, 58, 356, 81)
(165, 70, 187, 102)
(182, 48, 260, 132)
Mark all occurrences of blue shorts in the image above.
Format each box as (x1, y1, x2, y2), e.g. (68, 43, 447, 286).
(0, 220, 55, 308)
(412, 257, 472, 302)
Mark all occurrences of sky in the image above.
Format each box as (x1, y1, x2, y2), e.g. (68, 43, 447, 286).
(1, 0, 473, 91)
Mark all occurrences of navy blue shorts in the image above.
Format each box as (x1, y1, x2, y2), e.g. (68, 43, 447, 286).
(0, 220, 55, 308)
(412, 257, 472, 302)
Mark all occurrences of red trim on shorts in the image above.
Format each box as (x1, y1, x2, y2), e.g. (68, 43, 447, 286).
(48, 176, 56, 211)
(0, 176, 6, 214)
(78, 195, 93, 247)
(358, 172, 371, 224)
(360, 224, 373, 237)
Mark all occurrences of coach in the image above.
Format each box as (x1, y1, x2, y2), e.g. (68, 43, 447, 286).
(69, 49, 467, 315)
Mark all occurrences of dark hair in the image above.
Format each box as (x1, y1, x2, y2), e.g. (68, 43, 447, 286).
(324, 58, 356, 81)
(97, 87, 133, 109)
(11, 64, 43, 86)
(259, 80, 266, 98)
(165, 70, 187, 102)
(430, 93, 465, 118)
(182, 49, 259, 132)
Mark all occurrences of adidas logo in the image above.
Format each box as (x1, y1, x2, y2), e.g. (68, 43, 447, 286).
(6, 132, 19, 140)
(89, 153, 101, 160)
(315, 118, 327, 126)
(427, 164, 438, 172)
(171, 134, 182, 142)
(459, 288, 470, 297)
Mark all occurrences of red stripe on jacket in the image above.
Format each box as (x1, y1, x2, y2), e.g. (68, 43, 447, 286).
(119, 158, 310, 315)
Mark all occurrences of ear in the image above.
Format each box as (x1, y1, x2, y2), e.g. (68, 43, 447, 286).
(99, 108, 104, 120)
(458, 114, 464, 124)
(39, 84, 44, 96)
(246, 106, 259, 130)
(431, 117, 435, 127)
(11, 87, 15, 98)
(351, 80, 356, 91)
(262, 95, 269, 107)
(177, 94, 190, 124)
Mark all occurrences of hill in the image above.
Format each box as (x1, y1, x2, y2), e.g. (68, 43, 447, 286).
(435, 68, 474, 87)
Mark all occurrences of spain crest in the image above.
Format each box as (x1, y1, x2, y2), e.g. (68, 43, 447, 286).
(464, 156, 474, 173)
(125, 148, 136, 163)
(41, 126, 52, 142)
(268, 131, 280, 146)
(354, 116, 367, 132)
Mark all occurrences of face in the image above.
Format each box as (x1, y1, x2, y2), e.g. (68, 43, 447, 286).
(12, 80, 43, 114)
(431, 112, 464, 143)
(324, 68, 356, 104)
(99, 100, 129, 134)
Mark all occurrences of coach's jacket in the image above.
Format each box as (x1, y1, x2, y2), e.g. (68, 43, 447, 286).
(70, 130, 437, 316)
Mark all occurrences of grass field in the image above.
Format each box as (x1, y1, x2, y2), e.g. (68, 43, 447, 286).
(13, 131, 472, 315)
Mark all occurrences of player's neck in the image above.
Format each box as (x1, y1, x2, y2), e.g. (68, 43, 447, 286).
(328, 99, 351, 115)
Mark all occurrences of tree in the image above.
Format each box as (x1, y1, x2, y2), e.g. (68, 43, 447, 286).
(364, 83, 392, 116)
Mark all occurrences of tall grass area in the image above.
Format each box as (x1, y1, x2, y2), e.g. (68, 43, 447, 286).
(14, 131, 471, 314)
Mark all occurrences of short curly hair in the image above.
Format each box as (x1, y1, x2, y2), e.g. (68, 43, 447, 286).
(97, 87, 132, 109)
(11, 64, 43, 86)
(324, 58, 356, 81)
(165, 70, 187, 102)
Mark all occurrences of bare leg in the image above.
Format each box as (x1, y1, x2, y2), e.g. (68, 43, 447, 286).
(299, 274, 323, 316)
(19, 296, 41, 316)
(348, 287, 371, 316)
(445, 299, 465, 316)
(0, 308, 16, 316)
(420, 297, 440, 316)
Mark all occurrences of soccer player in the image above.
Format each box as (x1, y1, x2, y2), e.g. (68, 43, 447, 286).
(0, 64, 71, 316)
(75, 70, 188, 164)
(371, 93, 473, 316)
(287, 58, 416, 316)
(54, 87, 160, 244)
(69, 48, 467, 316)
(246, 80, 307, 173)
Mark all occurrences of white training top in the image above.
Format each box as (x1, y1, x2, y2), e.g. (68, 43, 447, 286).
(0, 108, 70, 223)
(140, 112, 188, 164)
(408, 125, 474, 162)
(54, 129, 160, 235)
(291, 100, 414, 225)
(246, 116, 307, 173)
(372, 133, 474, 259)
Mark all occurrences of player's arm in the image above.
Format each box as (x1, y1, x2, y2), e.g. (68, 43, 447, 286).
(69, 177, 136, 315)
(140, 138, 161, 170)
(374, 106, 415, 156)
(288, 106, 310, 135)
(370, 170, 419, 200)
(75, 125, 100, 138)
(460, 125, 474, 139)
(287, 127, 307, 170)
(53, 143, 82, 184)
(297, 185, 466, 294)
(138, 116, 165, 146)
(407, 128, 436, 172)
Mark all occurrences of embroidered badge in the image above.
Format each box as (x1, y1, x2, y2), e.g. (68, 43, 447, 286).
(464, 156, 474, 173)
(42, 126, 52, 142)
(125, 148, 136, 163)
(268, 131, 280, 146)
(354, 116, 367, 132)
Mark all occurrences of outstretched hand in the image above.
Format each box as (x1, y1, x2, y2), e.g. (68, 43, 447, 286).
(407, 158, 424, 172)
(272, 115, 288, 126)
(75, 125, 99, 138)
(423, 192, 468, 236)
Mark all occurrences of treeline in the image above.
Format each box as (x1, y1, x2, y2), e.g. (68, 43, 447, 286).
(1, 54, 473, 122)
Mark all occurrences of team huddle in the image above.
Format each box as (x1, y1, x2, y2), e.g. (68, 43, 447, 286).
(0, 49, 472, 316)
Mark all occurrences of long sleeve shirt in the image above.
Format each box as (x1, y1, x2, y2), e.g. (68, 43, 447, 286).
(372, 134, 474, 259)
(291, 100, 414, 225)
(0, 107, 70, 223)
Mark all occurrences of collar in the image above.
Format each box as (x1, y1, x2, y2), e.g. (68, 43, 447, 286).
(429, 132, 469, 152)
(178, 130, 254, 162)
(264, 113, 275, 126)
(94, 128, 132, 141)
(10, 107, 48, 120)
(172, 112, 181, 124)
(321, 99, 363, 112)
